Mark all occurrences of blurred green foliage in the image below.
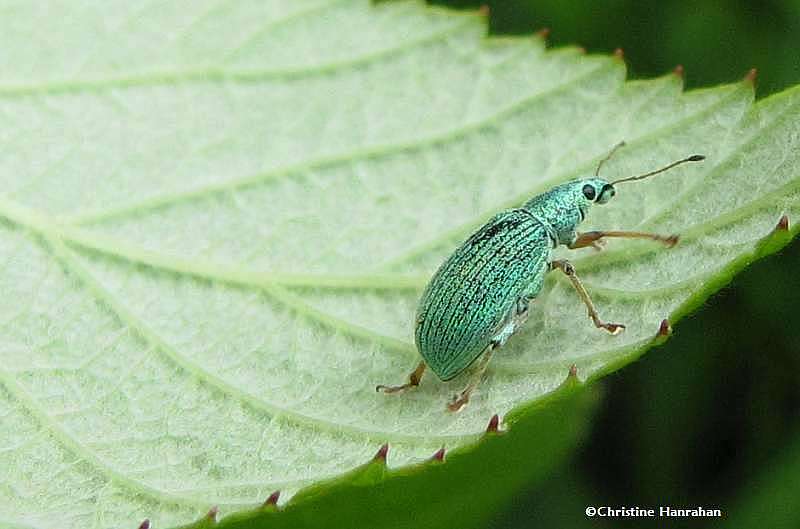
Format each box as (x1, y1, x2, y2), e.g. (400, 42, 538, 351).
(427, 1, 800, 527)
(433, 0, 800, 96)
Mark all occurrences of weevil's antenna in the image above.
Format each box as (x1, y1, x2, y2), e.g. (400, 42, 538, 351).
(595, 141, 626, 176)
(610, 154, 705, 185)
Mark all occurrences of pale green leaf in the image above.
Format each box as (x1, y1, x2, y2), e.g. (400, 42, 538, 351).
(0, 1, 798, 528)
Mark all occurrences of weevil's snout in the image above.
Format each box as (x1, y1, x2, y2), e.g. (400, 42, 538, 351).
(597, 184, 615, 204)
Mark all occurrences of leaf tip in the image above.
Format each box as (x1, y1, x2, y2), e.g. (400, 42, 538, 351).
(137, 519, 150, 529)
(673, 64, 685, 78)
(559, 363, 583, 387)
(431, 447, 446, 462)
(776, 214, 790, 232)
(744, 68, 758, 84)
(263, 490, 281, 508)
(485, 414, 503, 434)
(373, 443, 389, 463)
(658, 318, 672, 337)
(568, 363, 579, 378)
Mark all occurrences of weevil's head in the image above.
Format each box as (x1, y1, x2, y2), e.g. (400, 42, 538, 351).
(578, 178, 617, 205)
(523, 177, 617, 244)
(573, 177, 617, 219)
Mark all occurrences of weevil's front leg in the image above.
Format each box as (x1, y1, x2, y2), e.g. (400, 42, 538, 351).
(550, 259, 625, 335)
(570, 230, 679, 250)
(376, 360, 426, 394)
(447, 344, 494, 413)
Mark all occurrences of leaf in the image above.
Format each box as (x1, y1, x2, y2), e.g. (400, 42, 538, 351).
(215, 382, 598, 529)
(0, 1, 798, 528)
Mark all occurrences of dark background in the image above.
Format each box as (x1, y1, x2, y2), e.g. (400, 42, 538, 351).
(428, 1, 800, 527)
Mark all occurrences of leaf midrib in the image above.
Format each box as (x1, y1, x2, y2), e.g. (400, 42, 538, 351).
(1, 168, 793, 390)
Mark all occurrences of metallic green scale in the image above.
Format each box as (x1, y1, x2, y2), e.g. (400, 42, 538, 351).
(377, 147, 704, 412)
(415, 178, 608, 381)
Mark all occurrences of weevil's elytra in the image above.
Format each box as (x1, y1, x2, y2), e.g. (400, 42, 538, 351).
(376, 143, 706, 412)
(416, 208, 550, 381)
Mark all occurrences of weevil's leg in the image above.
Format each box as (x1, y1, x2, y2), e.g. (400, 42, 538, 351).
(550, 259, 625, 334)
(376, 360, 427, 394)
(514, 296, 531, 326)
(570, 230, 678, 250)
(447, 345, 495, 413)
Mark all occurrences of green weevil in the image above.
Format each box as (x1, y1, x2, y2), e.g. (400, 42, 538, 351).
(377, 143, 705, 412)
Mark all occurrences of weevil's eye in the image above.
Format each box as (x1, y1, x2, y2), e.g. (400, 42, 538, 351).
(596, 184, 616, 204)
(582, 184, 596, 200)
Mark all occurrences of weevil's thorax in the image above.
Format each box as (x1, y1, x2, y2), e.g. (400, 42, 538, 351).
(522, 178, 612, 247)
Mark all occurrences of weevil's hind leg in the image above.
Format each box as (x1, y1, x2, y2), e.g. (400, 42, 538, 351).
(570, 230, 679, 250)
(376, 360, 427, 394)
(550, 259, 625, 335)
(446, 297, 532, 412)
(447, 345, 495, 413)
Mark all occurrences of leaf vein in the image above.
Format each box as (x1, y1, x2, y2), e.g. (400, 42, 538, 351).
(63, 58, 617, 225)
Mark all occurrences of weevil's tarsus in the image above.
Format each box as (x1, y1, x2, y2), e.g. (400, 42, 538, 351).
(138, 520, 151, 529)
(595, 141, 626, 176)
(776, 214, 790, 231)
(447, 345, 494, 412)
(610, 155, 705, 186)
(376, 360, 426, 394)
(550, 259, 625, 335)
(206, 506, 219, 522)
(431, 447, 446, 462)
(570, 230, 678, 249)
